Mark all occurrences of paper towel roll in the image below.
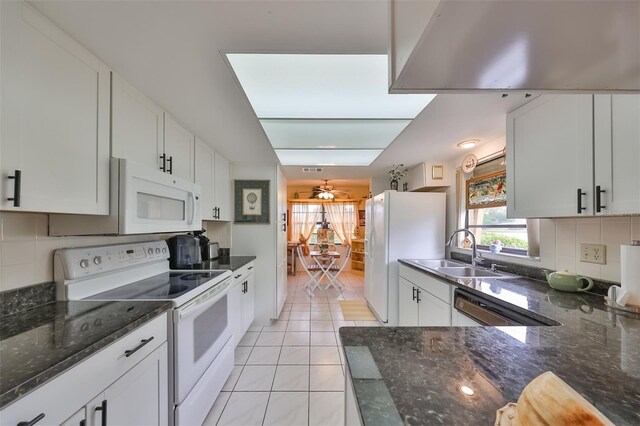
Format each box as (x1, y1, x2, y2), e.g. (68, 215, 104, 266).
(621, 242, 640, 306)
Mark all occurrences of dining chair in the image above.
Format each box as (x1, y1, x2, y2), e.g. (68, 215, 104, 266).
(297, 245, 322, 296)
(326, 245, 351, 290)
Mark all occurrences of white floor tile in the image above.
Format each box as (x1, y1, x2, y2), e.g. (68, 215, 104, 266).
(330, 311, 346, 321)
(291, 303, 311, 311)
(287, 321, 311, 332)
(311, 332, 337, 346)
(310, 320, 334, 332)
(355, 320, 380, 327)
(279, 346, 310, 365)
(310, 304, 331, 311)
(289, 311, 311, 321)
(247, 347, 281, 365)
(222, 366, 243, 391)
(255, 331, 285, 346)
(310, 311, 332, 321)
(263, 392, 310, 426)
(234, 346, 252, 365)
(283, 331, 310, 346)
(202, 391, 231, 425)
(272, 365, 310, 391)
(310, 346, 341, 365)
(309, 392, 344, 426)
(234, 365, 277, 391)
(238, 331, 260, 347)
(332, 320, 356, 330)
(262, 320, 289, 332)
(310, 365, 344, 391)
(217, 392, 270, 426)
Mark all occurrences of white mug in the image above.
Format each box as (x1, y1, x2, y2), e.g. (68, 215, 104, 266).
(608, 285, 630, 306)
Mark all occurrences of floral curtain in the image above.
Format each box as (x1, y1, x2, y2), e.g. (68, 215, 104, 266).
(290, 203, 321, 245)
(323, 201, 358, 246)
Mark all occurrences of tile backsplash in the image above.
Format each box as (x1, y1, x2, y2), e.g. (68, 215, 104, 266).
(0, 212, 230, 292)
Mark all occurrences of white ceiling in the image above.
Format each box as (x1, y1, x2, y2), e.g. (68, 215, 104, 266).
(29, 0, 533, 183)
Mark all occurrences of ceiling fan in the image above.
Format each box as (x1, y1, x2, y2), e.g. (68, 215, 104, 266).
(298, 180, 350, 200)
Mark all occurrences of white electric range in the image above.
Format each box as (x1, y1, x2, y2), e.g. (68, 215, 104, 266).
(54, 240, 233, 426)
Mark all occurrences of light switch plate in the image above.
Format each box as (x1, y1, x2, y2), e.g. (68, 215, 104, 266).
(580, 244, 606, 264)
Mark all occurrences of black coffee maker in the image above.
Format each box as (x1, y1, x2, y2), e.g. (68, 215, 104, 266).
(166, 235, 201, 269)
(194, 229, 219, 261)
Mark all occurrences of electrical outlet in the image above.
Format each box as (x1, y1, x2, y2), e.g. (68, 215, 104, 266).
(580, 244, 607, 264)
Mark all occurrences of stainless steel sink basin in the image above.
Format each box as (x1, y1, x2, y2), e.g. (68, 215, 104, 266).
(435, 267, 505, 278)
(411, 259, 465, 268)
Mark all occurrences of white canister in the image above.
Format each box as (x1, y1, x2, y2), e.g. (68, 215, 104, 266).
(621, 240, 640, 306)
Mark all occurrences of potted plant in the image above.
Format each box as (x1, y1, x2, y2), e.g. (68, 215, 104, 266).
(388, 164, 408, 191)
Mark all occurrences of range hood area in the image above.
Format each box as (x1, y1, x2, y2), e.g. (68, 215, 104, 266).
(389, 0, 640, 92)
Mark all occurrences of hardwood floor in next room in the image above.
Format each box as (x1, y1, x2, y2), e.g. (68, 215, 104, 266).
(203, 271, 378, 426)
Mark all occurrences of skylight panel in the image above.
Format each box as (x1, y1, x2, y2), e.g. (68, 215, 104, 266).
(274, 149, 383, 166)
(260, 119, 412, 149)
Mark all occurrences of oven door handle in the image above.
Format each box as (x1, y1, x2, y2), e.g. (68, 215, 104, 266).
(189, 192, 197, 225)
(175, 279, 230, 322)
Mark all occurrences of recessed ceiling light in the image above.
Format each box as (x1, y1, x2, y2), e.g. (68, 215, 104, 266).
(459, 385, 475, 396)
(457, 139, 479, 149)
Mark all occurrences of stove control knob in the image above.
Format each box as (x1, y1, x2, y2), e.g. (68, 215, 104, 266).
(80, 259, 90, 269)
(148, 248, 153, 255)
(93, 256, 102, 265)
(155, 248, 161, 254)
(162, 247, 167, 254)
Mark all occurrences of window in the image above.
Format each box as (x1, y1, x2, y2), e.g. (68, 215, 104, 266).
(465, 206, 528, 255)
(309, 206, 341, 245)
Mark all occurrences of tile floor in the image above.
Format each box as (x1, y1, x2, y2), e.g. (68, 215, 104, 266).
(203, 270, 378, 426)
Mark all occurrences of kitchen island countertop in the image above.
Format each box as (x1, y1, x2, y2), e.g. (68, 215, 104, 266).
(340, 259, 640, 425)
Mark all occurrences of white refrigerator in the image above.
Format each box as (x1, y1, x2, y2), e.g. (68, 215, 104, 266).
(364, 191, 446, 325)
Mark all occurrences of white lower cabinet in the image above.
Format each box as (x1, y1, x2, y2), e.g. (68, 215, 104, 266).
(452, 310, 482, 327)
(399, 265, 452, 327)
(0, 314, 168, 426)
(230, 262, 255, 346)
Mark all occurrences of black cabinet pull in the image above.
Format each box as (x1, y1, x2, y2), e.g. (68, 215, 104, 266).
(124, 336, 154, 357)
(95, 399, 107, 426)
(17, 413, 44, 426)
(212, 208, 216, 218)
(7, 170, 21, 207)
(160, 154, 166, 172)
(248, 266, 253, 270)
(234, 274, 241, 279)
(416, 289, 422, 303)
(167, 156, 173, 174)
(577, 188, 586, 214)
(596, 185, 606, 212)
(214, 207, 220, 219)
(412, 287, 417, 301)
(80, 420, 85, 426)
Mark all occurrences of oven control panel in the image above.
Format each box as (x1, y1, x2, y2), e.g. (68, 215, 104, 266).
(55, 240, 169, 280)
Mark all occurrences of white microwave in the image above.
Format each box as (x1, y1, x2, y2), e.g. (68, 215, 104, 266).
(50, 158, 202, 236)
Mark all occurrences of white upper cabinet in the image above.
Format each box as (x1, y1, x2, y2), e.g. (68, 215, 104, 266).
(406, 162, 450, 191)
(111, 73, 164, 171)
(1, 1, 110, 214)
(164, 113, 195, 182)
(594, 95, 640, 215)
(507, 95, 594, 218)
(194, 137, 230, 221)
(214, 153, 231, 221)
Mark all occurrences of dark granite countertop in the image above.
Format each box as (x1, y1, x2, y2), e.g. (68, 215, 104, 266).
(0, 300, 171, 409)
(340, 260, 640, 425)
(191, 256, 256, 272)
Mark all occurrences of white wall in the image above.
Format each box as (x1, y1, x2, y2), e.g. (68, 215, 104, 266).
(231, 162, 279, 324)
(446, 139, 640, 282)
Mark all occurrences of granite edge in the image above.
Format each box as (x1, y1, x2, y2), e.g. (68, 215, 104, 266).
(0, 301, 173, 409)
(0, 282, 56, 318)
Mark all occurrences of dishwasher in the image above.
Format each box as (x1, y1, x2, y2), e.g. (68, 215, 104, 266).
(453, 289, 550, 326)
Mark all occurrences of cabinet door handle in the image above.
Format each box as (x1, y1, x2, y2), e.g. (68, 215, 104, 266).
(17, 413, 44, 426)
(412, 287, 417, 301)
(213, 208, 216, 218)
(124, 336, 154, 357)
(234, 274, 242, 279)
(596, 185, 606, 212)
(248, 266, 253, 270)
(7, 170, 21, 207)
(577, 188, 586, 214)
(167, 156, 173, 174)
(416, 289, 421, 303)
(80, 420, 85, 426)
(95, 399, 107, 426)
(160, 154, 166, 172)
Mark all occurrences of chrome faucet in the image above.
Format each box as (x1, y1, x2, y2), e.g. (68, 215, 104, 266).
(446, 228, 484, 267)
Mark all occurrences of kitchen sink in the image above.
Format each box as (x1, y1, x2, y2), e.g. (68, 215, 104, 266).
(435, 266, 505, 278)
(411, 259, 466, 268)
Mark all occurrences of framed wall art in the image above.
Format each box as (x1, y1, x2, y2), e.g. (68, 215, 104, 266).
(234, 180, 270, 223)
(466, 171, 507, 209)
